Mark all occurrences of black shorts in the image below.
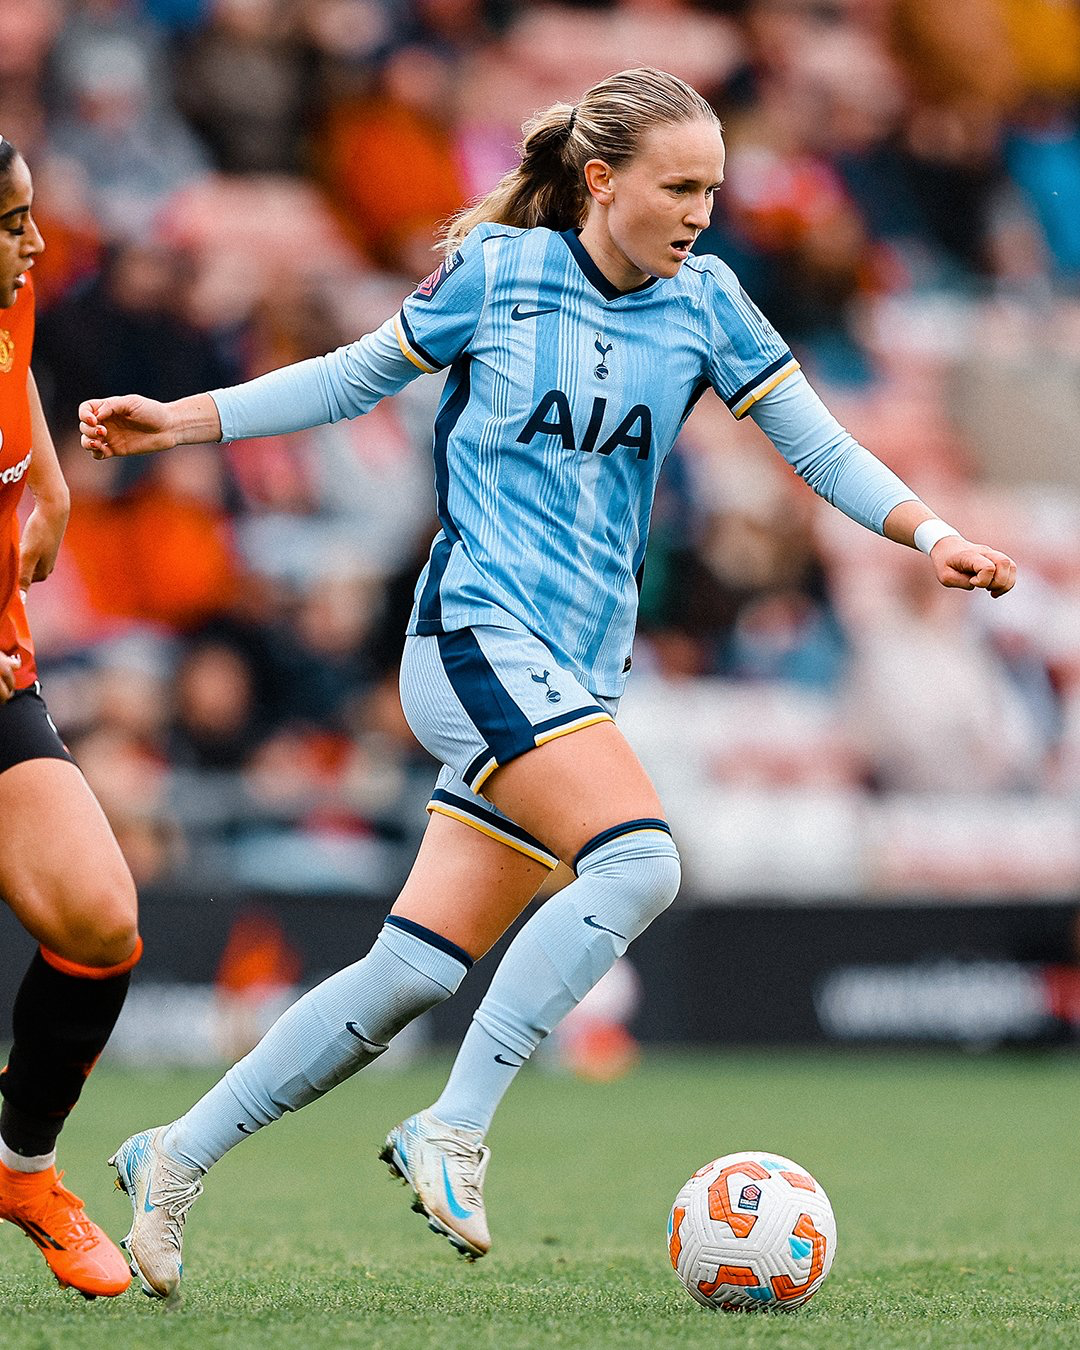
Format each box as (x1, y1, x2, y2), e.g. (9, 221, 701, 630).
(0, 683, 76, 777)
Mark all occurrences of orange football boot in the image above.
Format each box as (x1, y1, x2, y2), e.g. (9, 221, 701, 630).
(0, 1160, 132, 1298)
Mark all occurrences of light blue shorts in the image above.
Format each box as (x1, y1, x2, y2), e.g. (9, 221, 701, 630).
(399, 626, 617, 870)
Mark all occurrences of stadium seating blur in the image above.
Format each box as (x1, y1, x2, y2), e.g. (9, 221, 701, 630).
(7, 0, 1080, 902)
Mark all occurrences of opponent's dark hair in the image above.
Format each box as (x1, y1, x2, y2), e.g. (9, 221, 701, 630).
(0, 135, 19, 188)
(440, 67, 719, 256)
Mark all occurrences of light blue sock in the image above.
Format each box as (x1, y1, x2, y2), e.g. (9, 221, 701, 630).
(431, 823, 680, 1135)
(164, 918, 471, 1171)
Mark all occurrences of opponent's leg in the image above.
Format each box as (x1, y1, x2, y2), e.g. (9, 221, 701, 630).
(0, 757, 140, 1299)
(111, 811, 547, 1298)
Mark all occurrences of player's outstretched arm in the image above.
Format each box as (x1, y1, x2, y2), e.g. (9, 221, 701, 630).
(79, 392, 223, 459)
(882, 499, 1017, 598)
(748, 376, 1017, 600)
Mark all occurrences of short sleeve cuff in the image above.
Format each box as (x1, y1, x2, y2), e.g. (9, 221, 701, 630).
(727, 354, 801, 419)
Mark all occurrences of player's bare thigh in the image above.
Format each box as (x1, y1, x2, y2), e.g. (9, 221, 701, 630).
(484, 719, 663, 866)
(391, 809, 551, 960)
(0, 758, 138, 966)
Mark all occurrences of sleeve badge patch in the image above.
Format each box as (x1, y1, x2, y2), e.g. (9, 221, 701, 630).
(413, 248, 464, 302)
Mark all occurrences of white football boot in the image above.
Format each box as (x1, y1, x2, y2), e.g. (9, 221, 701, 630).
(109, 1126, 203, 1301)
(381, 1109, 491, 1259)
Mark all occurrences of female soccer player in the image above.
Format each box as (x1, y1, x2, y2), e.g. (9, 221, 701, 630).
(81, 69, 1015, 1299)
(0, 136, 140, 1299)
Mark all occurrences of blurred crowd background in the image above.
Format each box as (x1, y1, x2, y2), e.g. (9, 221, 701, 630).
(5, 0, 1080, 903)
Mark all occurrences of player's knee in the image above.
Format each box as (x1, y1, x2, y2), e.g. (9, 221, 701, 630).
(53, 896, 141, 971)
(652, 842, 682, 911)
(635, 839, 681, 925)
(576, 823, 681, 932)
(85, 918, 142, 971)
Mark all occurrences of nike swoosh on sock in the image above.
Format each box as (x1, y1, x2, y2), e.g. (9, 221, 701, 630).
(583, 914, 627, 939)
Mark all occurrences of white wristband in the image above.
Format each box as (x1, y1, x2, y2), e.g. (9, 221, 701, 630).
(913, 519, 960, 556)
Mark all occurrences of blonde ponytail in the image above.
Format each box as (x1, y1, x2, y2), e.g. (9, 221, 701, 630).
(439, 68, 719, 257)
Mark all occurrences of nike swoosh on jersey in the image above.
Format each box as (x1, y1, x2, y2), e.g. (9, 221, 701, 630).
(583, 914, 627, 939)
(494, 1054, 522, 1067)
(510, 304, 559, 321)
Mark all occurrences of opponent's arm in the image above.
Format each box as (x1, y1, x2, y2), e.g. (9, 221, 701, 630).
(750, 371, 1016, 598)
(19, 369, 71, 596)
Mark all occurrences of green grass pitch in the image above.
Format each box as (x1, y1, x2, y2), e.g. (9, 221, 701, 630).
(0, 1050, 1077, 1348)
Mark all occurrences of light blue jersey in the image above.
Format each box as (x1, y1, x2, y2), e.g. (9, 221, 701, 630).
(394, 223, 802, 697)
(212, 222, 918, 698)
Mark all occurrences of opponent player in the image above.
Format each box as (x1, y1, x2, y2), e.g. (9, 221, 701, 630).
(80, 69, 1015, 1298)
(0, 136, 139, 1299)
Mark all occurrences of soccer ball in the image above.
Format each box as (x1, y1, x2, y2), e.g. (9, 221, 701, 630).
(668, 1151, 836, 1312)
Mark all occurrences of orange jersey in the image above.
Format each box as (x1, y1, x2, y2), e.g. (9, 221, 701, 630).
(0, 274, 37, 690)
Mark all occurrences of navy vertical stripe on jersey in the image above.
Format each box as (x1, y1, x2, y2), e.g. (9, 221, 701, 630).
(435, 629, 537, 770)
(416, 535, 454, 633)
(679, 376, 712, 429)
(417, 357, 471, 632)
(432, 356, 471, 540)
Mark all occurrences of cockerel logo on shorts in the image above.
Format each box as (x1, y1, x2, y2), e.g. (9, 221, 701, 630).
(527, 668, 562, 703)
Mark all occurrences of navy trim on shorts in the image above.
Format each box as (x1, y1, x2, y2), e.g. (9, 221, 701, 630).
(436, 629, 537, 768)
(383, 914, 474, 970)
(0, 684, 76, 778)
(428, 787, 557, 865)
(533, 705, 608, 739)
(462, 745, 494, 789)
(574, 818, 672, 872)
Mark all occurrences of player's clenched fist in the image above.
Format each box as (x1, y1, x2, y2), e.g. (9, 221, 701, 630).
(930, 538, 1017, 599)
(79, 395, 175, 458)
(79, 392, 222, 458)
